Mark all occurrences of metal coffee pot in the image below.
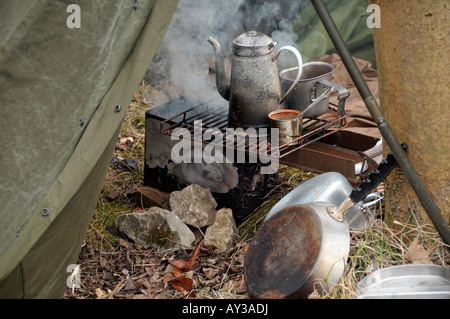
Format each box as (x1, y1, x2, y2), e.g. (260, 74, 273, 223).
(208, 31, 303, 129)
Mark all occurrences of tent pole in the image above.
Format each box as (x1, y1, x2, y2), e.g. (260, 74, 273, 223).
(310, 0, 450, 246)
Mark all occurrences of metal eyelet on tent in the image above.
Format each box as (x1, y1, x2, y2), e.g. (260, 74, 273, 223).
(16, 229, 22, 237)
(79, 118, 85, 126)
(115, 105, 122, 113)
(41, 208, 50, 216)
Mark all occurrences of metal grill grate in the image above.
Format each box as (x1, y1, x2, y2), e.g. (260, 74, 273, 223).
(159, 103, 348, 159)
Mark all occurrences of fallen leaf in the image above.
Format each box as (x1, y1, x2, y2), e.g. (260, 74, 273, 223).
(123, 279, 138, 291)
(95, 288, 106, 298)
(184, 239, 203, 271)
(169, 259, 188, 269)
(169, 239, 203, 274)
(202, 267, 219, 280)
(117, 137, 134, 151)
(107, 190, 121, 201)
(164, 263, 175, 273)
(134, 91, 141, 102)
(405, 237, 433, 264)
(168, 241, 203, 295)
(144, 266, 153, 273)
(171, 267, 185, 279)
(119, 238, 129, 248)
(172, 276, 193, 293)
(119, 136, 134, 145)
(162, 273, 176, 283)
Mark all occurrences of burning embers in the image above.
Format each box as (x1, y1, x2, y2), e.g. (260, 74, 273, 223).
(170, 120, 280, 175)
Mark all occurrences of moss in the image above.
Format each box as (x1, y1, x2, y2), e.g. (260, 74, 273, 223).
(145, 219, 174, 250)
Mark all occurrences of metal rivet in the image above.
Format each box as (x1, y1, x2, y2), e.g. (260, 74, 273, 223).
(80, 118, 85, 126)
(16, 229, 22, 237)
(115, 105, 122, 113)
(41, 208, 50, 216)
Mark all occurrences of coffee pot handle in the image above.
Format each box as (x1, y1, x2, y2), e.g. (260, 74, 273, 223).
(273, 46, 303, 104)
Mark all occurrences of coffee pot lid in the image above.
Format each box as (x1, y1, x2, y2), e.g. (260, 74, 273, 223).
(232, 31, 276, 56)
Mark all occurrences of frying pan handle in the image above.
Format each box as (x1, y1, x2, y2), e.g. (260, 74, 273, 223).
(349, 143, 408, 204)
(361, 192, 384, 208)
(330, 145, 407, 222)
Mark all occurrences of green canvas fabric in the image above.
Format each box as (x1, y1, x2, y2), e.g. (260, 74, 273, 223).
(0, 0, 178, 298)
(280, 0, 376, 68)
(0, 125, 121, 298)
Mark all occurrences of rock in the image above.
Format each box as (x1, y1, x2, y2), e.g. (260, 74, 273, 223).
(115, 207, 195, 251)
(204, 208, 238, 252)
(169, 184, 218, 228)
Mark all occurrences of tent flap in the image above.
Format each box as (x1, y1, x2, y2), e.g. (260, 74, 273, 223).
(0, 0, 179, 297)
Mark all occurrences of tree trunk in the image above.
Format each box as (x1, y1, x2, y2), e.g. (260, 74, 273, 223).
(369, 0, 449, 227)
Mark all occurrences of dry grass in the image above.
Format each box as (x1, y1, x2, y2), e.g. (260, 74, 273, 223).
(69, 81, 449, 299)
(326, 217, 449, 299)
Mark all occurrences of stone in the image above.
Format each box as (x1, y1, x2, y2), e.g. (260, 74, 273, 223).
(169, 184, 218, 228)
(115, 207, 195, 251)
(204, 208, 238, 252)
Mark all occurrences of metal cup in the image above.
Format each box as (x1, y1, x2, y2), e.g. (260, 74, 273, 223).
(280, 61, 334, 117)
(268, 109, 302, 146)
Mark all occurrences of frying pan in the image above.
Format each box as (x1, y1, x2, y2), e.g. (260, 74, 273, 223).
(264, 172, 382, 232)
(265, 172, 351, 222)
(245, 151, 401, 298)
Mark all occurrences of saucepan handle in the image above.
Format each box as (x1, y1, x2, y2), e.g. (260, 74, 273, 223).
(273, 46, 303, 104)
(317, 79, 349, 100)
(315, 79, 350, 126)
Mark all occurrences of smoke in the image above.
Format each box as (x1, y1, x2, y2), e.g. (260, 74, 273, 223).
(147, 0, 305, 102)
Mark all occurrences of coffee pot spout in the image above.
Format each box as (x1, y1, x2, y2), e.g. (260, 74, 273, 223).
(208, 36, 230, 101)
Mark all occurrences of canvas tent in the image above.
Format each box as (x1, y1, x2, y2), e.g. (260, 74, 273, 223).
(0, 0, 179, 298)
